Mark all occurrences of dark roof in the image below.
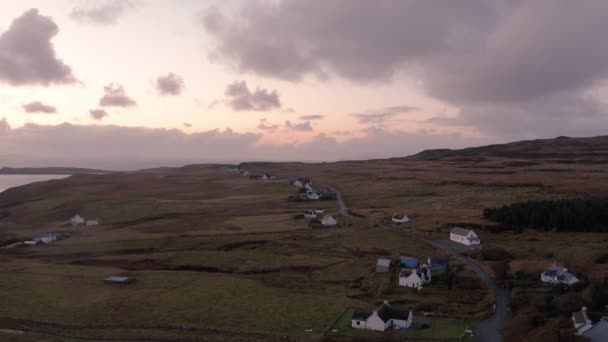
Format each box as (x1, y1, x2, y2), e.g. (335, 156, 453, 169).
(400, 269, 413, 277)
(377, 304, 411, 322)
(583, 318, 608, 341)
(352, 309, 372, 321)
(393, 213, 407, 220)
(573, 311, 589, 324)
(544, 269, 558, 277)
(451, 227, 471, 236)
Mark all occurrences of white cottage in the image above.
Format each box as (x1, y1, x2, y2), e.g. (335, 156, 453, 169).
(304, 210, 317, 219)
(450, 227, 480, 246)
(351, 301, 413, 331)
(392, 213, 410, 223)
(71, 214, 85, 226)
(33, 232, 57, 244)
(86, 219, 100, 226)
(306, 190, 323, 200)
(321, 215, 338, 226)
(541, 261, 580, 286)
(399, 267, 432, 288)
(573, 307, 593, 335)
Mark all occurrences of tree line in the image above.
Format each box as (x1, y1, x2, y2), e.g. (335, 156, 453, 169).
(483, 197, 608, 232)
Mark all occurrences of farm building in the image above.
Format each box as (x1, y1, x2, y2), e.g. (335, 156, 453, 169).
(572, 307, 608, 342)
(314, 209, 326, 214)
(304, 211, 317, 219)
(321, 215, 338, 226)
(399, 256, 419, 268)
(306, 190, 323, 200)
(71, 214, 85, 226)
(399, 267, 432, 288)
(86, 219, 100, 226)
(450, 227, 480, 246)
(104, 276, 135, 285)
(32, 232, 57, 244)
(392, 213, 410, 223)
(351, 301, 413, 331)
(541, 261, 580, 286)
(376, 258, 391, 273)
(426, 256, 449, 272)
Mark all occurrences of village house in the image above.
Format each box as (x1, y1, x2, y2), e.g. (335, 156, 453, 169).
(540, 261, 580, 286)
(304, 210, 317, 219)
(71, 213, 85, 226)
(306, 190, 323, 200)
(86, 219, 100, 226)
(32, 232, 57, 245)
(376, 258, 391, 273)
(104, 276, 135, 285)
(230, 167, 241, 173)
(426, 256, 449, 272)
(351, 301, 413, 331)
(392, 213, 410, 223)
(399, 266, 432, 288)
(314, 209, 326, 214)
(321, 215, 338, 226)
(449, 227, 481, 246)
(572, 307, 608, 342)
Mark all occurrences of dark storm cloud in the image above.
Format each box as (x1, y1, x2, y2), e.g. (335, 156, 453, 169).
(89, 108, 108, 120)
(202, 1, 608, 140)
(284, 120, 312, 132)
(224, 80, 281, 111)
(99, 83, 137, 107)
(23, 101, 57, 114)
(70, 1, 134, 25)
(299, 115, 324, 121)
(351, 106, 415, 124)
(156, 73, 184, 96)
(0, 9, 75, 86)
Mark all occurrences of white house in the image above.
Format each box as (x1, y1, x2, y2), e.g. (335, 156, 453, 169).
(399, 267, 432, 288)
(304, 211, 317, 219)
(86, 219, 100, 226)
(307, 190, 323, 200)
(304, 182, 314, 191)
(573, 307, 593, 335)
(33, 232, 57, 244)
(351, 301, 413, 331)
(71, 214, 85, 226)
(321, 215, 338, 226)
(392, 213, 410, 223)
(573, 307, 608, 342)
(541, 261, 580, 286)
(450, 227, 480, 246)
(314, 209, 326, 214)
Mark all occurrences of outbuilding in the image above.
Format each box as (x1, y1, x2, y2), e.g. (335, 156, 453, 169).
(392, 213, 410, 223)
(399, 256, 419, 268)
(321, 215, 338, 226)
(104, 276, 135, 285)
(376, 258, 391, 273)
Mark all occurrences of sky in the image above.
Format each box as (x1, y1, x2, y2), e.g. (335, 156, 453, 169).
(1, 0, 608, 169)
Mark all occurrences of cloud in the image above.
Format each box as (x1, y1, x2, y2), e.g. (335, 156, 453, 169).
(156, 73, 184, 96)
(202, 1, 608, 140)
(99, 83, 137, 107)
(0, 121, 489, 168)
(0, 9, 76, 86)
(257, 118, 278, 132)
(89, 109, 108, 121)
(224, 80, 281, 111)
(70, 1, 134, 25)
(22, 101, 56, 114)
(284, 120, 313, 132)
(183, 122, 192, 128)
(351, 105, 415, 124)
(299, 115, 324, 121)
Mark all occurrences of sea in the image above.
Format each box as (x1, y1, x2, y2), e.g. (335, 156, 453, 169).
(0, 175, 70, 193)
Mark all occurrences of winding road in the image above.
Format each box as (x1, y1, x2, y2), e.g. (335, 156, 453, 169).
(330, 186, 509, 342)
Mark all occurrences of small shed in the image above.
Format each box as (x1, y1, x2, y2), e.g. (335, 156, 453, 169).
(376, 258, 391, 273)
(399, 256, 419, 268)
(104, 276, 134, 285)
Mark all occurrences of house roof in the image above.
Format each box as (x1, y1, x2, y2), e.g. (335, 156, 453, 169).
(573, 310, 590, 324)
(393, 213, 408, 220)
(376, 303, 411, 322)
(583, 318, 608, 341)
(558, 271, 577, 283)
(377, 258, 391, 267)
(352, 309, 372, 320)
(451, 227, 472, 236)
(399, 269, 413, 278)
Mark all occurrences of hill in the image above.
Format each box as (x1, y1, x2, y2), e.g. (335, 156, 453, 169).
(0, 167, 109, 175)
(405, 135, 608, 162)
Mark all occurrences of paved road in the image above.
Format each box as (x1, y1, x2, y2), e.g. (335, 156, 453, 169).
(329, 185, 508, 342)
